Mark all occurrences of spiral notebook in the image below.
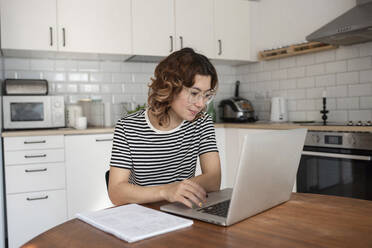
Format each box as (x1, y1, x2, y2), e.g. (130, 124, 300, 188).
(76, 204, 193, 243)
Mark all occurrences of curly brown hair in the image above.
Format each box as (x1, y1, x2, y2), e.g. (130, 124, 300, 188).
(148, 48, 218, 126)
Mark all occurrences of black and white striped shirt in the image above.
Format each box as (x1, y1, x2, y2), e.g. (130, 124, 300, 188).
(110, 109, 218, 186)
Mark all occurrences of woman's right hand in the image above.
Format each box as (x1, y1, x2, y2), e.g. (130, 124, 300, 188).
(160, 180, 207, 208)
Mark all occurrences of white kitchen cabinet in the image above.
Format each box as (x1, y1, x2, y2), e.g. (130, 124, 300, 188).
(0, 0, 58, 51)
(0, 0, 131, 56)
(132, 0, 214, 58)
(3, 135, 67, 248)
(57, 0, 131, 54)
(175, 0, 214, 58)
(132, 0, 175, 56)
(65, 133, 114, 219)
(214, 0, 258, 61)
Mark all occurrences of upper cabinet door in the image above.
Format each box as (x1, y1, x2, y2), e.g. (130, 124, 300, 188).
(57, 0, 131, 54)
(214, 0, 253, 61)
(0, 0, 57, 51)
(132, 0, 175, 56)
(175, 0, 214, 58)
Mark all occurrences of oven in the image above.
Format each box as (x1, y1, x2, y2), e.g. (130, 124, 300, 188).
(297, 131, 372, 201)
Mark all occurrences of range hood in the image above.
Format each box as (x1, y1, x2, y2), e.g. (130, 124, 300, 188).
(306, 0, 372, 45)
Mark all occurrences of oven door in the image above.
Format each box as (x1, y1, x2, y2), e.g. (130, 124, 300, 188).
(3, 96, 52, 129)
(297, 146, 372, 201)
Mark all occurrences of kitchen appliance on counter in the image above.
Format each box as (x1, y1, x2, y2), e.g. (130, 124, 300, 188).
(218, 81, 256, 123)
(297, 131, 372, 201)
(270, 97, 288, 122)
(2, 79, 65, 130)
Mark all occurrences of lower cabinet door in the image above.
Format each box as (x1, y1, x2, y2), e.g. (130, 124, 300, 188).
(6, 189, 67, 248)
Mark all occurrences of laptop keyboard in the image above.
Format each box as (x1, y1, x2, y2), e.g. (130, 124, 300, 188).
(198, 200, 230, 217)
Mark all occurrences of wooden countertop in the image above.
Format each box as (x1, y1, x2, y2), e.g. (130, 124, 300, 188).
(23, 193, 372, 248)
(2, 122, 372, 137)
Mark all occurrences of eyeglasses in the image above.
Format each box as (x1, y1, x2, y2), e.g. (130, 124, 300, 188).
(184, 87, 216, 105)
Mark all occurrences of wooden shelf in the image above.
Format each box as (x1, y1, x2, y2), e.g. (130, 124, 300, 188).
(258, 42, 338, 61)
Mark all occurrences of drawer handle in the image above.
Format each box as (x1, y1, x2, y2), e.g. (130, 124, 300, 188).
(95, 138, 113, 142)
(27, 195, 48, 201)
(25, 168, 47, 173)
(24, 154, 47, 159)
(24, 140, 46, 144)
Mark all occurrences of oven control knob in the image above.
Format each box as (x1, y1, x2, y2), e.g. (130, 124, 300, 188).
(311, 134, 320, 144)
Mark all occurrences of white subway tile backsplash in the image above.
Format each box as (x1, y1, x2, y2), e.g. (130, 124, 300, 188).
(348, 57, 372, 71)
(43, 72, 66, 82)
(121, 62, 142, 73)
(336, 97, 359, 110)
(4, 58, 30, 70)
(325, 61, 347, 74)
(79, 84, 100, 93)
(68, 72, 89, 82)
(100, 61, 121, 72)
(360, 96, 372, 109)
(336, 46, 360, 60)
(336, 72, 359, 85)
(315, 98, 336, 110)
(315, 50, 335, 63)
(287, 100, 296, 111)
(141, 63, 157, 73)
(89, 72, 112, 83)
(328, 110, 348, 122)
(18, 71, 43, 79)
(262, 60, 279, 71)
(55, 60, 78, 71)
(349, 83, 372, 97)
(287, 67, 305, 79)
(360, 70, 372, 83)
(306, 88, 324, 99)
(30, 59, 55, 71)
(288, 112, 306, 121)
(279, 79, 296, 90)
(271, 69, 287, 80)
(306, 111, 322, 122)
(287, 89, 306, 99)
(111, 73, 132, 83)
(315, 74, 336, 87)
(249, 62, 263, 73)
(279, 57, 296, 69)
(256, 71, 271, 82)
(78, 61, 100, 72)
(66, 84, 78, 93)
(297, 99, 315, 111)
(306, 64, 325, 76)
(326, 85, 348, 98)
(349, 110, 372, 121)
(359, 42, 372, 56)
(296, 54, 315, 66)
(297, 77, 315, 88)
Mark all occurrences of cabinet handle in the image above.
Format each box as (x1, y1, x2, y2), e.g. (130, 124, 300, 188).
(25, 168, 47, 173)
(24, 154, 47, 159)
(179, 36, 183, 49)
(49, 27, 53, 46)
(27, 195, 48, 201)
(169, 35, 174, 52)
(218, 39, 222, 55)
(95, 138, 113, 142)
(24, 140, 46, 144)
(62, 28, 66, 47)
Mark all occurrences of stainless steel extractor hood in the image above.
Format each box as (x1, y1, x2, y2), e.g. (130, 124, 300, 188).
(306, 0, 372, 45)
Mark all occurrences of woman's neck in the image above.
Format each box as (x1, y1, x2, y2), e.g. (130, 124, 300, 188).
(148, 109, 183, 131)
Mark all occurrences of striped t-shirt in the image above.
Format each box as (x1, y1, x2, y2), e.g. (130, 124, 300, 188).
(110, 109, 218, 186)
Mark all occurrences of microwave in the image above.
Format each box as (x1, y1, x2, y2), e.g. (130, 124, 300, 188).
(3, 95, 65, 130)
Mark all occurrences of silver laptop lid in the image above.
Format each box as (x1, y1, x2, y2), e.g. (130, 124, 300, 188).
(226, 128, 307, 225)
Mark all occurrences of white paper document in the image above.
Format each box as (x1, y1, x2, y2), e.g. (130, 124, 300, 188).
(76, 204, 193, 243)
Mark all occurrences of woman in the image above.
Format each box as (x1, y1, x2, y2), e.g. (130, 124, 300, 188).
(108, 48, 221, 208)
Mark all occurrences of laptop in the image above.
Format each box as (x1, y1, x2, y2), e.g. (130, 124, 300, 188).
(160, 128, 307, 226)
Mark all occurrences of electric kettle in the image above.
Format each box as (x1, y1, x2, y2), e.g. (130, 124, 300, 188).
(270, 97, 288, 122)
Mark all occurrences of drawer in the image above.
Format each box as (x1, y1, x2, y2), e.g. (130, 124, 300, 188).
(4, 135, 64, 151)
(5, 148, 65, 165)
(5, 163, 66, 194)
(6, 189, 67, 248)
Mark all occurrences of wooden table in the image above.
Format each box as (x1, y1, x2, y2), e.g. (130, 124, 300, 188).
(22, 193, 372, 248)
